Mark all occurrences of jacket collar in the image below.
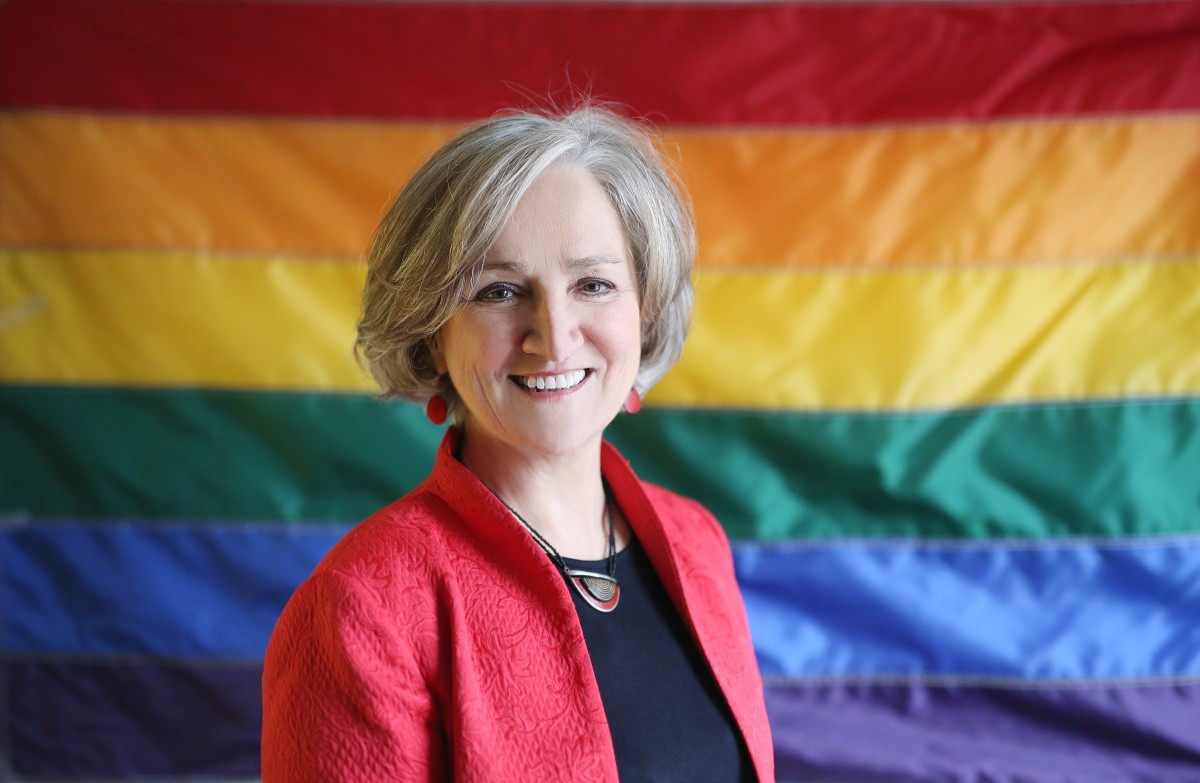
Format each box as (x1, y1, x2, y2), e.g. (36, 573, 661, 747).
(423, 428, 674, 567)
(424, 427, 704, 683)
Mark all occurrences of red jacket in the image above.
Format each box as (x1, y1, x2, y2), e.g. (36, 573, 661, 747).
(262, 430, 774, 782)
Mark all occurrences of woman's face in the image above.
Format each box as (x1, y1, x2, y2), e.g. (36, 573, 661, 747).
(430, 165, 642, 460)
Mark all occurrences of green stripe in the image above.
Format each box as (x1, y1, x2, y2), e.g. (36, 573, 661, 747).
(3, 386, 1197, 539)
(0, 386, 441, 526)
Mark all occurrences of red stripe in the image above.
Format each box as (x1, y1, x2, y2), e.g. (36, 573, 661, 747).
(2, 1, 1198, 124)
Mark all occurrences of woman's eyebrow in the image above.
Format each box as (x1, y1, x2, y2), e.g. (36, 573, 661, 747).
(480, 259, 523, 273)
(481, 256, 622, 273)
(567, 255, 623, 271)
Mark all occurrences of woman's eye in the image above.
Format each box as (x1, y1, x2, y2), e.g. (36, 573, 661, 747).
(476, 284, 516, 302)
(580, 279, 614, 295)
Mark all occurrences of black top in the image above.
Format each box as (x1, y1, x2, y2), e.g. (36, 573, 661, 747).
(560, 538, 756, 782)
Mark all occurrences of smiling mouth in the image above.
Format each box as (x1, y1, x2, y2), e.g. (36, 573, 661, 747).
(511, 369, 588, 392)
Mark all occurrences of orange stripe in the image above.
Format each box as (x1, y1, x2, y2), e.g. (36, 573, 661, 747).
(0, 113, 454, 257)
(3, 112, 1198, 266)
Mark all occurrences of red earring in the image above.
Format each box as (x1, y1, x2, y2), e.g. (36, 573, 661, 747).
(623, 389, 641, 414)
(425, 395, 448, 425)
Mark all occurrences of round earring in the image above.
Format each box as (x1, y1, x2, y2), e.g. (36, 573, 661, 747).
(623, 389, 641, 414)
(425, 395, 448, 425)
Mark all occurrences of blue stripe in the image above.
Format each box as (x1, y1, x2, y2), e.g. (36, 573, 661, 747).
(734, 539, 1200, 680)
(10, 522, 1200, 680)
(2, 522, 345, 658)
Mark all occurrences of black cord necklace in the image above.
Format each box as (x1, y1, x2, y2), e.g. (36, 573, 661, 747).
(494, 483, 620, 613)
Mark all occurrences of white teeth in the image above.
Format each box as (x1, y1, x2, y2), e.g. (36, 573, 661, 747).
(520, 370, 586, 391)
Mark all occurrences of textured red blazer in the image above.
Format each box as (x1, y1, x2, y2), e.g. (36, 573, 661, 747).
(262, 429, 774, 782)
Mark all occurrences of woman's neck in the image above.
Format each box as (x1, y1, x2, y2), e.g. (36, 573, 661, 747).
(457, 426, 626, 560)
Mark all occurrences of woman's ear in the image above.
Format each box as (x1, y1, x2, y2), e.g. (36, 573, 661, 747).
(427, 334, 448, 375)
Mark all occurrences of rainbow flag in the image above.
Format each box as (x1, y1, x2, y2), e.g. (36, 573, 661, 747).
(3, 1, 1199, 779)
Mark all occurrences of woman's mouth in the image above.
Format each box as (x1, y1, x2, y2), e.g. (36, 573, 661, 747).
(511, 369, 588, 392)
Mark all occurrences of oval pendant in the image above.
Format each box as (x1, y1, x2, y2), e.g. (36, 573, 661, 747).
(566, 569, 619, 612)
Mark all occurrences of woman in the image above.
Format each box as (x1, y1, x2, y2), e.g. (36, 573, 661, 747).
(262, 106, 773, 782)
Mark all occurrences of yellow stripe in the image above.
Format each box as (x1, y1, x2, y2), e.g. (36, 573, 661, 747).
(0, 250, 373, 392)
(4, 249, 1198, 409)
(3, 112, 1197, 267)
(679, 261, 1200, 409)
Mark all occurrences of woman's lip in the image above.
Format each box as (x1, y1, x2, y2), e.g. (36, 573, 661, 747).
(509, 369, 591, 392)
(512, 370, 588, 377)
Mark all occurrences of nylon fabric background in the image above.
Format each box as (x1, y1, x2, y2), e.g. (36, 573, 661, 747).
(2, 1, 1200, 781)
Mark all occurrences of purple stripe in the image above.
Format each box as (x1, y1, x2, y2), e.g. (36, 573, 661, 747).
(7, 658, 261, 778)
(767, 681, 1200, 782)
(11, 658, 1200, 779)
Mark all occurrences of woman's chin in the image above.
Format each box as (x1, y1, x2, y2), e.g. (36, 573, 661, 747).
(465, 406, 620, 461)
(510, 417, 612, 459)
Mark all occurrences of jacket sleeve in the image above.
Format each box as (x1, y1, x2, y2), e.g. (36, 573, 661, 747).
(261, 568, 446, 782)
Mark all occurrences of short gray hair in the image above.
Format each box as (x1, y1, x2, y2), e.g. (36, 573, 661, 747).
(356, 106, 696, 417)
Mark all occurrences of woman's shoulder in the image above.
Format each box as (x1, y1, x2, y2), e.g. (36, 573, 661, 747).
(309, 484, 461, 589)
(635, 480, 731, 551)
(601, 441, 730, 553)
(638, 480, 714, 518)
(264, 488, 455, 706)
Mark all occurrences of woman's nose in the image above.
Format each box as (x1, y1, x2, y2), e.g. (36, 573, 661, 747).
(522, 293, 582, 361)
